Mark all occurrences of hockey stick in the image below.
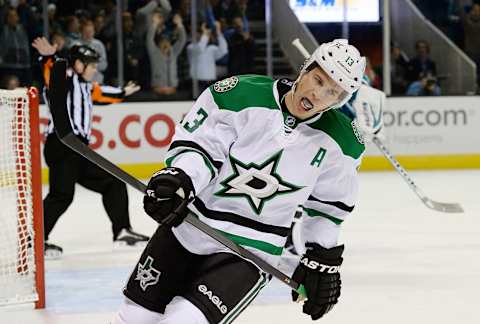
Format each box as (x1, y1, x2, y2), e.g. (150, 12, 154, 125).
(291, 38, 464, 213)
(371, 137, 463, 213)
(48, 59, 306, 296)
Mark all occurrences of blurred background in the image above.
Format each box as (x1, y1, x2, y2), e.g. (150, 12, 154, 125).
(1, 0, 478, 99)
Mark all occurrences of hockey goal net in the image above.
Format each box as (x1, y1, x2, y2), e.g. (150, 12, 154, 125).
(0, 88, 44, 308)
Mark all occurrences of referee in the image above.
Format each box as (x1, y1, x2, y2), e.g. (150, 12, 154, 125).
(33, 37, 149, 259)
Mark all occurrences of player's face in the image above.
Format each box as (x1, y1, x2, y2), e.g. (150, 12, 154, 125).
(287, 66, 346, 120)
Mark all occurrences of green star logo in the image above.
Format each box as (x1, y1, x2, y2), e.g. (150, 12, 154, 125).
(215, 150, 303, 215)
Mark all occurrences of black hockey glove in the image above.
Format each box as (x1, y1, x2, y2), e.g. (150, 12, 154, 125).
(291, 243, 344, 321)
(143, 167, 195, 227)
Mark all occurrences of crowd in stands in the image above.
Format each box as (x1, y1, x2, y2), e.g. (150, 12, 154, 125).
(389, 40, 441, 96)
(0, 0, 256, 100)
(0, 0, 478, 97)
(412, 0, 480, 92)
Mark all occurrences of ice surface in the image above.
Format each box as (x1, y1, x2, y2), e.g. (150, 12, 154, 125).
(1, 170, 479, 324)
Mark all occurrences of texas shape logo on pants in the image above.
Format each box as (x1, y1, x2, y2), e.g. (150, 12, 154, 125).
(135, 256, 161, 291)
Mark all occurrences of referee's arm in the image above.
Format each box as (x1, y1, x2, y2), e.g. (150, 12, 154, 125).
(91, 82, 125, 105)
(40, 55, 55, 89)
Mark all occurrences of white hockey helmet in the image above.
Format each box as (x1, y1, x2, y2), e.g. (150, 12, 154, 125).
(296, 39, 366, 109)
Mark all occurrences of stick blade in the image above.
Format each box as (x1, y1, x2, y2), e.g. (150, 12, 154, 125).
(422, 198, 464, 213)
(49, 59, 72, 138)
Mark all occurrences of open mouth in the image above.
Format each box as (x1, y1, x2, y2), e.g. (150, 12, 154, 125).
(301, 97, 314, 111)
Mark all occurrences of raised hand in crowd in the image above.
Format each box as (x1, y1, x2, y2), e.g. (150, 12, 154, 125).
(242, 31, 251, 40)
(201, 23, 211, 37)
(172, 14, 183, 28)
(32, 37, 57, 56)
(123, 81, 141, 96)
(152, 13, 162, 27)
(214, 20, 222, 34)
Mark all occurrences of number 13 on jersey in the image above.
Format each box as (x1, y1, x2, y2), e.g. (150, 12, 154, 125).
(182, 108, 208, 133)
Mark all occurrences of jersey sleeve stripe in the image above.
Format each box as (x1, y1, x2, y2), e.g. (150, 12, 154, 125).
(188, 208, 284, 256)
(91, 83, 124, 104)
(307, 195, 354, 212)
(219, 231, 283, 256)
(165, 149, 216, 182)
(192, 199, 291, 237)
(168, 140, 223, 170)
(301, 206, 344, 225)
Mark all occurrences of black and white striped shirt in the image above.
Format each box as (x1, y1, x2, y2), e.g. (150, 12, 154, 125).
(41, 57, 125, 142)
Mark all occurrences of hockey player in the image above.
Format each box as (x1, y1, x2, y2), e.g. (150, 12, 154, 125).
(285, 79, 386, 259)
(32, 37, 149, 258)
(113, 39, 366, 323)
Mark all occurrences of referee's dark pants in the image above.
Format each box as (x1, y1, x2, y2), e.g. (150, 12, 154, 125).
(43, 134, 131, 241)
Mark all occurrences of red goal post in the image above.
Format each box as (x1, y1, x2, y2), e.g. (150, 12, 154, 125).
(0, 87, 45, 308)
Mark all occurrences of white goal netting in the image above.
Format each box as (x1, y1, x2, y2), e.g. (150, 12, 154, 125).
(0, 88, 40, 307)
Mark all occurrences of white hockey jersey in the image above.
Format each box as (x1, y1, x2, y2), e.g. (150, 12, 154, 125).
(168, 75, 365, 266)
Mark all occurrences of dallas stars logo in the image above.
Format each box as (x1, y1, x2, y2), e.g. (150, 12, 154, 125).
(135, 256, 161, 291)
(215, 150, 303, 214)
(213, 76, 238, 93)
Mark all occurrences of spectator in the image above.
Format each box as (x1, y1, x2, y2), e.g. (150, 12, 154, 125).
(210, 0, 244, 28)
(135, 0, 172, 41)
(237, 0, 250, 32)
(147, 13, 187, 95)
(226, 15, 255, 76)
(174, 0, 193, 27)
(51, 32, 69, 58)
(0, 7, 31, 86)
(96, 0, 117, 45)
(460, 3, 480, 87)
(93, 13, 107, 42)
(445, 0, 466, 47)
(134, 0, 172, 88)
(109, 12, 143, 85)
(16, 0, 39, 41)
(407, 40, 437, 82)
(406, 72, 441, 96)
(364, 57, 381, 89)
(187, 21, 228, 94)
(64, 15, 80, 48)
(47, 3, 62, 34)
(1, 74, 20, 90)
(391, 43, 410, 95)
(75, 19, 108, 83)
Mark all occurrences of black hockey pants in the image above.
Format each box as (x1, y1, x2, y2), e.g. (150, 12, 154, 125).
(42, 134, 131, 241)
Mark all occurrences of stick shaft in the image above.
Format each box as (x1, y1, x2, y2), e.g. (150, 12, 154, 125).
(49, 59, 306, 292)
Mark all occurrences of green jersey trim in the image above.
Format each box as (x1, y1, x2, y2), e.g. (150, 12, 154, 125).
(219, 230, 284, 256)
(302, 206, 344, 225)
(168, 140, 223, 170)
(220, 272, 269, 324)
(210, 75, 279, 112)
(165, 149, 216, 182)
(307, 109, 365, 160)
(189, 208, 285, 256)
